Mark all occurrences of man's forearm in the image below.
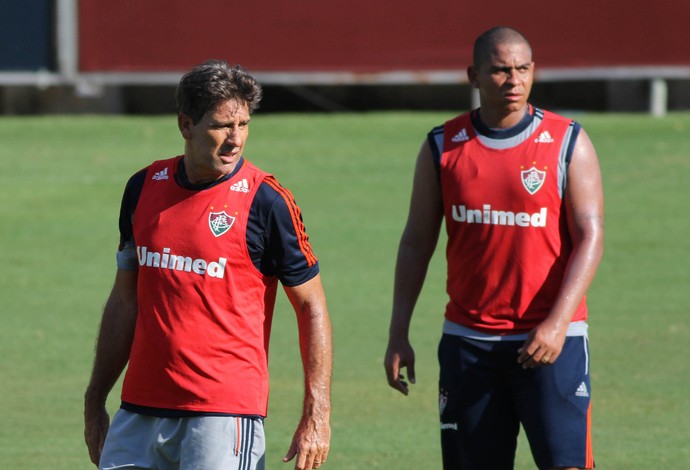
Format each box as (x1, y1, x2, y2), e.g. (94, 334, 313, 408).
(85, 271, 138, 404)
(547, 226, 603, 328)
(299, 305, 332, 417)
(389, 239, 435, 340)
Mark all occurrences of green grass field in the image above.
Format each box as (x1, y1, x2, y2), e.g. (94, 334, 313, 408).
(1, 111, 689, 469)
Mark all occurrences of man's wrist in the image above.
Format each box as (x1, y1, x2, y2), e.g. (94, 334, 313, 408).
(84, 386, 108, 407)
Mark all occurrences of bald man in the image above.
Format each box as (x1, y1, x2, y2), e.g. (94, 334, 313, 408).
(384, 26, 603, 470)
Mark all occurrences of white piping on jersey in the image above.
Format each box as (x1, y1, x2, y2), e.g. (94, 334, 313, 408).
(557, 123, 575, 198)
(475, 115, 543, 150)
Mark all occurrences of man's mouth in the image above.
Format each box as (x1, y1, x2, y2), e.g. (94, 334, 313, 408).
(219, 152, 238, 163)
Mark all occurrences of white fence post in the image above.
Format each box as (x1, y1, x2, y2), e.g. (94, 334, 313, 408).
(650, 78, 668, 117)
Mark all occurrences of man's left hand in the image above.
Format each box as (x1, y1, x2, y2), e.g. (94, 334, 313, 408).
(517, 320, 567, 368)
(283, 415, 331, 469)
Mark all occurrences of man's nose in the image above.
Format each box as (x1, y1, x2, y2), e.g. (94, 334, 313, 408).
(506, 68, 521, 84)
(226, 128, 242, 146)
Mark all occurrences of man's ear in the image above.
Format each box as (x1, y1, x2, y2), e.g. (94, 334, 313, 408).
(467, 65, 479, 89)
(178, 113, 193, 140)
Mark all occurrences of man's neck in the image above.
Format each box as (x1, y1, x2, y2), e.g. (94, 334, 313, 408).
(477, 105, 529, 130)
(178, 156, 243, 189)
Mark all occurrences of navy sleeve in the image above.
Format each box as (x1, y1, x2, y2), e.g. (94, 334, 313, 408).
(427, 125, 444, 178)
(118, 168, 147, 249)
(247, 179, 320, 286)
(114, 167, 147, 269)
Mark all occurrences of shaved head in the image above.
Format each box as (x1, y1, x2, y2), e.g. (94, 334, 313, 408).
(473, 26, 532, 67)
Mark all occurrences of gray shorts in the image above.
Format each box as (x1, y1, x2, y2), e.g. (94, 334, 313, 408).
(99, 409, 265, 470)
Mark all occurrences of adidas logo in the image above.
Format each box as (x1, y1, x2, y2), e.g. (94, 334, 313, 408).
(152, 167, 169, 181)
(451, 128, 469, 142)
(230, 178, 249, 193)
(575, 381, 589, 398)
(534, 131, 554, 143)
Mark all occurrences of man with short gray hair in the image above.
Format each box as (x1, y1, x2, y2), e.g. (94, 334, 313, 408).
(85, 60, 332, 470)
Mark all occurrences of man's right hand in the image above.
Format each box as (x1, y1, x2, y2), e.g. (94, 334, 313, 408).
(384, 340, 416, 395)
(84, 401, 110, 466)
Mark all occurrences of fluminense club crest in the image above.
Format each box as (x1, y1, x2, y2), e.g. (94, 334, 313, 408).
(521, 166, 546, 195)
(208, 210, 235, 237)
(439, 389, 448, 414)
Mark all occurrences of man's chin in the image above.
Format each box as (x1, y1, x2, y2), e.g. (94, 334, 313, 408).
(498, 102, 528, 115)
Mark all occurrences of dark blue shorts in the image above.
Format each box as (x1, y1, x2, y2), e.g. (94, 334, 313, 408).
(438, 334, 594, 470)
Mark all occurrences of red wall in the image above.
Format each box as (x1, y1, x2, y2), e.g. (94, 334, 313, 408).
(79, 0, 690, 73)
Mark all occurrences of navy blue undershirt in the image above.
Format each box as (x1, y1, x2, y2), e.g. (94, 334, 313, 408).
(469, 106, 535, 139)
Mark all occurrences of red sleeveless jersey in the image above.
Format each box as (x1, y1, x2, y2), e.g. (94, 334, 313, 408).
(440, 109, 587, 334)
(122, 156, 279, 415)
